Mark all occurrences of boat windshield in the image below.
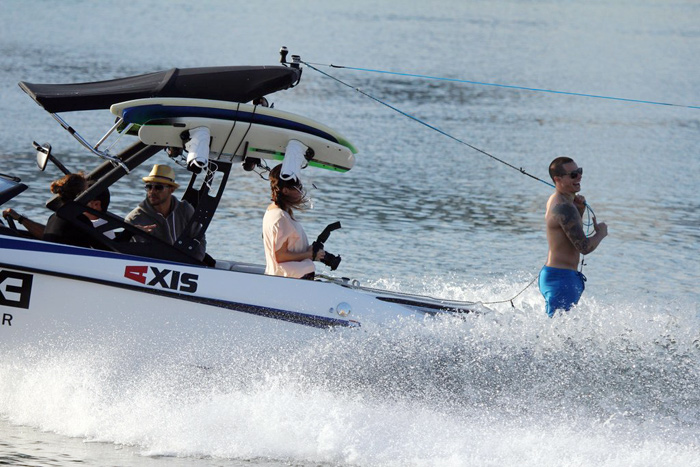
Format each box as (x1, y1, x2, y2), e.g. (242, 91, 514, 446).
(0, 175, 28, 206)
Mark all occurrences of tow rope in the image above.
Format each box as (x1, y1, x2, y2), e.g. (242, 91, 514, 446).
(302, 59, 600, 304)
(302, 60, 556, 190)
(302, 59, 598, 226)
(303, 61, 700, 110)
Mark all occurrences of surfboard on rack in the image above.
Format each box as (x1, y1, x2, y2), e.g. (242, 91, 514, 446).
(110, 98, 357, 172)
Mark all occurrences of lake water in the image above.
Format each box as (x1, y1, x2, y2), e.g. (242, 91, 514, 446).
(1, 0, 699, 466)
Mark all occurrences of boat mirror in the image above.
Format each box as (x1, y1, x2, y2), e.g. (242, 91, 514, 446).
(34, 142, 52, 171)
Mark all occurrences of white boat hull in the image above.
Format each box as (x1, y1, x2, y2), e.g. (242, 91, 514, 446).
(0, 235, 431, 352)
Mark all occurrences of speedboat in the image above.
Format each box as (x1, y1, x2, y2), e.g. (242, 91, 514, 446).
(0, 50, 484, 350)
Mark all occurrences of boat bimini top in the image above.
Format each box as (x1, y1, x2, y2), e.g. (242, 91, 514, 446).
(19, 66, 302, 113)
(19, 56, 303, 169)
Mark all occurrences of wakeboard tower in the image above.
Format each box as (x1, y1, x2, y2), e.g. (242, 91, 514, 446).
(10, 49, 359, 265)
(0, 48, 482, 350)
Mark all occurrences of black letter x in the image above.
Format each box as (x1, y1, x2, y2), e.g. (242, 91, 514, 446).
(148, 267, 170, 287)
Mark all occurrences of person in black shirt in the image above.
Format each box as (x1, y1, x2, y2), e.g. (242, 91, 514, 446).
(4, 172, 93, 248)
(39, 172, 93, 247)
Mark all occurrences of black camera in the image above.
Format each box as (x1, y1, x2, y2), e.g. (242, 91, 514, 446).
(313, 222, 342, 271)
(320, 251, 341, 271)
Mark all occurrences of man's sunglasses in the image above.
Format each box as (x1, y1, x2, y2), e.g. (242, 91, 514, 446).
(145, 184, 167, 192)
(560, 167, 583, 179)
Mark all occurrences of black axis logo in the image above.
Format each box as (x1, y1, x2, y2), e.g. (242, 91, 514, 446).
(0, 270, 34, 309)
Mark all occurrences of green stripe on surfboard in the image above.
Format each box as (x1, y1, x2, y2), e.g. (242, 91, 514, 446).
(249, 147, 350, 173)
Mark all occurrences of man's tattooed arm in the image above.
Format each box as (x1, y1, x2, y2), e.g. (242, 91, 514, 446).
(552, 203, 597, 255)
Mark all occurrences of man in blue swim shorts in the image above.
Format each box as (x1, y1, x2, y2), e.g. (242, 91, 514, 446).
(540, 157, 608, 317)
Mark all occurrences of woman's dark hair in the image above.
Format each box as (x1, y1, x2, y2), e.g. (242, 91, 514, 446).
(50, 172, 87, 201)
(269, 164, 306, 218)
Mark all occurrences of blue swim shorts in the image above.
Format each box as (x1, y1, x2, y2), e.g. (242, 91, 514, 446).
(538, 266, 586, 317)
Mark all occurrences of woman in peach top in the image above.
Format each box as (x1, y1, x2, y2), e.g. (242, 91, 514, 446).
(262, 164, 325, 279)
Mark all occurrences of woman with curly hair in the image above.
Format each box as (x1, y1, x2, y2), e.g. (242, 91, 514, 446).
(4, 172, 94, 247)
(262, 164, 325, 279)
(41, 172, 96, 247)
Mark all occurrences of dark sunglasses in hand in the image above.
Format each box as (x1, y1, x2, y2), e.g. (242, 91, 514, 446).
(145, 184, 167, 192)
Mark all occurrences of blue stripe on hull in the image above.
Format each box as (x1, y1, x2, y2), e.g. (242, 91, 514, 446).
(122, 105, 341, 145)
(0, 235, 170, 262)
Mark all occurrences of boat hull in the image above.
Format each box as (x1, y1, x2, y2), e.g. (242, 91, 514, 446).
(0, 235, 422, 352)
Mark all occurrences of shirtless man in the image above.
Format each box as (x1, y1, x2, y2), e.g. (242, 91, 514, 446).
(539, 157, 608, 317)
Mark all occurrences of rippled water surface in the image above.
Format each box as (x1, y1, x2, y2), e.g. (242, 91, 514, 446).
(1, 0, 699, 466)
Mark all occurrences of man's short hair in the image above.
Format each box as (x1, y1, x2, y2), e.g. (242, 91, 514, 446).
(549, 157, 574, 182)
(94, 188, 110, 211)
(86, 180, 110, 211)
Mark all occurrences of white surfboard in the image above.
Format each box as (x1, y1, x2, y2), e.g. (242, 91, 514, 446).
(110, 98, 357, 172)
(138, 117, 355, 172)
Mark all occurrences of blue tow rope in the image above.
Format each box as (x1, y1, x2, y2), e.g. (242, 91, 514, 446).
(302, 60, 602, 232)
(305, 62, 700, 110)
(302, 60, 608, 301)
(302, 60, 555, 188)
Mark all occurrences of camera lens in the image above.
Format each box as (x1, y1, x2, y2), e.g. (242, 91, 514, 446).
(322, 252, 341, 271)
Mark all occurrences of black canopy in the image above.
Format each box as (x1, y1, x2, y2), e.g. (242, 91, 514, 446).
(19, 66, 301, 113)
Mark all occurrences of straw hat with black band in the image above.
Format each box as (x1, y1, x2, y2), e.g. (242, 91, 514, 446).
(142, 165, 179, 189)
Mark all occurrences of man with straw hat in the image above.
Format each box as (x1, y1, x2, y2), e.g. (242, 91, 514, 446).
(125, 164, 205, 260)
